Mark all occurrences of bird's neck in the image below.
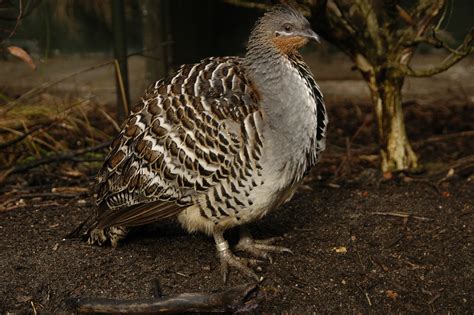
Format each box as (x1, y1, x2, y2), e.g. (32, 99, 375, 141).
(244, 40, 321, 169)
(244, 38, 297, 97)
(243, 42, 312, 120)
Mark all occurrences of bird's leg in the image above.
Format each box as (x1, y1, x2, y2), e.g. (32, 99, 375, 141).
(235, 227, 293, 263)
(213, 229, 261, 283)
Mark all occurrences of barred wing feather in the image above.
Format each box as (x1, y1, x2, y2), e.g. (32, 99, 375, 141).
(94, 57, 262, 228)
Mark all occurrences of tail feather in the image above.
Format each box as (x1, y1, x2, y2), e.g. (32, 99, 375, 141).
(63, 213, 95, 241)
(95, 200, 186, 229)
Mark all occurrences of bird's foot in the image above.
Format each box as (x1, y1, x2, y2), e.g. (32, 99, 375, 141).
(235, 235, 293, 263)
(216, 240, 262, 283)
(87, 226, 128, 247)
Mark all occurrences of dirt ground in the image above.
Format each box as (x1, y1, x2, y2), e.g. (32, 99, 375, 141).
(0, 95, 473, 313)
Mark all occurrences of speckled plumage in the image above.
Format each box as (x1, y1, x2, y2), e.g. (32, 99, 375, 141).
(87, 5, 327, 280)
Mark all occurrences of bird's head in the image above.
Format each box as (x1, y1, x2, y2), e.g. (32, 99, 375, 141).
(249, 5, 319, 55)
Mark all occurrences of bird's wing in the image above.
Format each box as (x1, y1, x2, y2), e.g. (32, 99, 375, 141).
(94, 57, 263, 229)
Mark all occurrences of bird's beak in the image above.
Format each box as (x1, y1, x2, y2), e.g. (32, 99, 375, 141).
(304, 29, 320, 43)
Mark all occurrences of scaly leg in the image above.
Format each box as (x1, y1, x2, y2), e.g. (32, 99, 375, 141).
(213, 229, 262, 283)
(235, 227, 293, 263)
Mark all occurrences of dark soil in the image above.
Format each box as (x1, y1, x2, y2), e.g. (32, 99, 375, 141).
(1, 99, 473, 313)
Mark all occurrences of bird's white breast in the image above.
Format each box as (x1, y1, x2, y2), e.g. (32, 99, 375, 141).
(245, 58, 321, 216)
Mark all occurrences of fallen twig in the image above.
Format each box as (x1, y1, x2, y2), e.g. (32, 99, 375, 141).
(291, 285, 311, 295)
(9, 192, 88, 200)
(385, 234, 406, 248)
(332, 114, 374, 179)
(371, 211, 433, 222)
(70, 283, 258, 314)
(406, 154, 474, 185)
(0, 142, 109, 181)
(30, 300, 37, 315)
(428, 292, 441, 305)
(436, 155, 474, 178)
(0, 122, 58, 150)
(365, 292, 372, 307)
(0, 204, 27, 212)
(413, 131, 474, 148)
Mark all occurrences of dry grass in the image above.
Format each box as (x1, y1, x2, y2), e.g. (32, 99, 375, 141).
(0, 93, 116, 180)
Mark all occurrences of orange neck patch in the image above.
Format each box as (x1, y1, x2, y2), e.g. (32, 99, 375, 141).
(272, 36, 309, 55)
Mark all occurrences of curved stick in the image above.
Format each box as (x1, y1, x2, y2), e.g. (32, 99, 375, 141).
(70, 283, 257, 314)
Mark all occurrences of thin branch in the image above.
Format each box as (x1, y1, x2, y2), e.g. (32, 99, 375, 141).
(404, 35, 443, 49)
(413, 131, 474, 148)
(0, 0, 41, 21)
(310, 1, 362, 59)
(407, 154, 474, 180)
(431, 29, 470, 55)
(0, 60, 115, 115)
(330, 0, 357, 35)
(5, 0, 22, 41)
(98, 108, 121, 133)
(0, 124, 50, 150)
(397, 0, 447, 65)
(403, 28, 473, 77)
(7, 192, 89, 201)
(405, 29, 470, 55)
(221, 0, 272, 11)
(415, 0, 446, 39)
(354, 0, 384, 55)
(221, 0, 312, 16)
(4, 142, 110, 175)
(404, 50, 472, 77)
(1, 42, 175, 116)
(395, 4, 415, 26)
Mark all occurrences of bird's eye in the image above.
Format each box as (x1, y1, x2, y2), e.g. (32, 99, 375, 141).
(283, 24, 293, 32)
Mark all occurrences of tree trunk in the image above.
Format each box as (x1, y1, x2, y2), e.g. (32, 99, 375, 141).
(366, 71, 418, 172)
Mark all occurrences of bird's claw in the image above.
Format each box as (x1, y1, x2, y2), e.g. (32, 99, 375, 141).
(214, 231, 292, 283)
(218, 248, 263, 283)
(235, 236, 293, 263)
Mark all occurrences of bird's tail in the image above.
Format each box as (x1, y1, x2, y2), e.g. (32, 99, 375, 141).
(63, 213, 95, 241)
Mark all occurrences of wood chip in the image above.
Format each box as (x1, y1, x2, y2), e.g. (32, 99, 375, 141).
(386, 290, 399, 300)
(332, 246, 347, 254)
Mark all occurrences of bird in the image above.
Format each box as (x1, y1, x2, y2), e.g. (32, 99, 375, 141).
(87, 4, 327, 282)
